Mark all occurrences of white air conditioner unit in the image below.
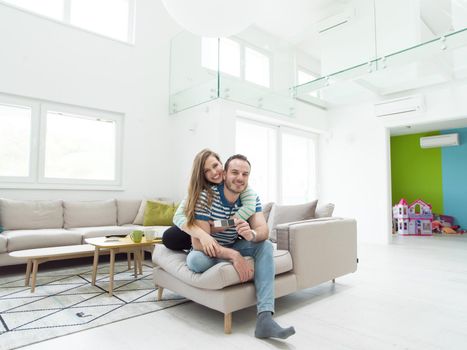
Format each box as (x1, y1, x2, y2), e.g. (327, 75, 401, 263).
(317, 9, 354, 33)
(420, 133, 460, 148)
(374, 95, 424, 117)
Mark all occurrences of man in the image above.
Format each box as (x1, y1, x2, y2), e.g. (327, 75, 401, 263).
(186, 154, 295, 339)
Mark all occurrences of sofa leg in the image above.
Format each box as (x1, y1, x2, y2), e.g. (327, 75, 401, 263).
(157, 287, 164, 301)
(224, 313, 232, 334)
(332, 278, 336, 283)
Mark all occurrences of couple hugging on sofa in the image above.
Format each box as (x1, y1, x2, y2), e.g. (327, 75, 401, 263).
(162, 149, 295, 340)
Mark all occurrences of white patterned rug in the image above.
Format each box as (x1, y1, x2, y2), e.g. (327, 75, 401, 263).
(0, 261, 188, 350)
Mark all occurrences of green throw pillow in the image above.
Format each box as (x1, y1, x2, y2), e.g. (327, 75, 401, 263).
(143, 201, 178, 226)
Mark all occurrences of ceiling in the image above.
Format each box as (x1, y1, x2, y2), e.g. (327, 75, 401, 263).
(249, 0, 467, 110)
(254, 0, 467, 61)
(255, 0, 350, 58)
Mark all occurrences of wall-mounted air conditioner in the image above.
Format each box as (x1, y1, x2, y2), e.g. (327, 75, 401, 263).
(420, 133, 460, 148)
(374, 95, 424, 117)
(317, 9, 354, 33)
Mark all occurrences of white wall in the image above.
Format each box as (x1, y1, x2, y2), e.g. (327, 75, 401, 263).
(0, 1, 327, 207)
(0, 0, 180, 200)
(320, 82, 467, 244)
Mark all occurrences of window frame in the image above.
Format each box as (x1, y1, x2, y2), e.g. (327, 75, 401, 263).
(0, 0, 136, 44)
(0, 93, 124, 190)
(0, 94, 40, 184)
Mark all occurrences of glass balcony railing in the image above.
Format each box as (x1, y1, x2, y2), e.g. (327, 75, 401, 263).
(169, 0, 467, 113)
(169, 29, 297, 116)
(294, 28, 467, 106)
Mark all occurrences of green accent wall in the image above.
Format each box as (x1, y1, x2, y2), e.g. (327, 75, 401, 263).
(391, 131, 443, 213)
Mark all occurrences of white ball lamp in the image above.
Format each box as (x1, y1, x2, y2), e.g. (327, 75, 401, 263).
(161, 0, 259, 37)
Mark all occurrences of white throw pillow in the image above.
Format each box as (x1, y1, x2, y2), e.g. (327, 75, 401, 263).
(268, 200, 318, 242)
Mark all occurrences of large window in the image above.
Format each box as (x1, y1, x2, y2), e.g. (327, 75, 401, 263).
(202, 37, 271, 87)
(0, 94, 123, 189)
(2, 0, 64, 20)
(0, 0, 135, 43)
(235, 119, 277, 203)
(42, 109, 117, 182)
(236, 117, 317, 204)
(280, 129, 317, 204)
(245, 47, 270, 88)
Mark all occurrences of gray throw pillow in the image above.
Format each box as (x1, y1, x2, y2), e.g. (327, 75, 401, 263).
(262, 202, 274, 222)
(315, 203, 335, 218)
(268, 200, 318, 242)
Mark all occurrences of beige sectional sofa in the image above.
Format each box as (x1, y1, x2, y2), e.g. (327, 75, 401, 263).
(1, 197, 358, 335)
(0, 198, 169, 266)
(153, 210, 358, 333)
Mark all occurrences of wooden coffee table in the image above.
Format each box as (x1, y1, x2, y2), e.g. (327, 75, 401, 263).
(9, 245, 97, 293)
(85, 236, 161, 297)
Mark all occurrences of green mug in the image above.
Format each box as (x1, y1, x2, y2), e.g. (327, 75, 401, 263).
(130, 230, 144, 243)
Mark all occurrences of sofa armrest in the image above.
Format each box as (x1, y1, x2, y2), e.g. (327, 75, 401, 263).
(276, 217, 357, 290)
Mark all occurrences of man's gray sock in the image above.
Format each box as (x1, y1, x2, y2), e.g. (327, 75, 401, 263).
(254, 311, 295, 339)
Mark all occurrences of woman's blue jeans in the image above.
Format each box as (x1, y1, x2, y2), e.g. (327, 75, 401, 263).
(186, 239, 275, 314)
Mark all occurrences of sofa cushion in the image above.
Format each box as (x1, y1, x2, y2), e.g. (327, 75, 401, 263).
(64, 200, 117, 228)
(0, 234, 7, 253)
(315, 203, 335, 218)
(4, 229, 82, 252)
(267, 200, 318, 242)
(67, 226, 135, 241)
(116, 199, 142, 225)
(153, 245, 293, 290)
(0, 199, 63, 230)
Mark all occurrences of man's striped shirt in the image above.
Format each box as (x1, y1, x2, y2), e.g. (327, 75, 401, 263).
(172, 186, 258, 228)
(195, 183, 262, 246)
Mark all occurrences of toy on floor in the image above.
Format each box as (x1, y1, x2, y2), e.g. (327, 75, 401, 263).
(393, 198, 433, 235)
(442, 227, 457, 234)
(432, 214, 465, 234)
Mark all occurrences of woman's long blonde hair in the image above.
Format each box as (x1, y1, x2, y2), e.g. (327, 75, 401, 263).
(184, 149, 221, 227)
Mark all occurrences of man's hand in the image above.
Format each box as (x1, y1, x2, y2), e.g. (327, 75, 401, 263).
(231, 252, 254, 282)
(235, 218, 255, 241)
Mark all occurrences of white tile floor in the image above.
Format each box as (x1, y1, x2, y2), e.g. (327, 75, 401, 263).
(16, 235, 467, 349)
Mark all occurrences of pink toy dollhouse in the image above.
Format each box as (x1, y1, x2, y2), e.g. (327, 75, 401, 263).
(393, 198, 409, 234)
(393, 198, 433, 235)
(408, 199, 433, 235)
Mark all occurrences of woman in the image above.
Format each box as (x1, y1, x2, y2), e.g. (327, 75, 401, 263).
(162, 149, 258, 257)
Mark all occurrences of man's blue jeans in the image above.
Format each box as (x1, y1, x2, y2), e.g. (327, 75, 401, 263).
(186, 239, 275, 314)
